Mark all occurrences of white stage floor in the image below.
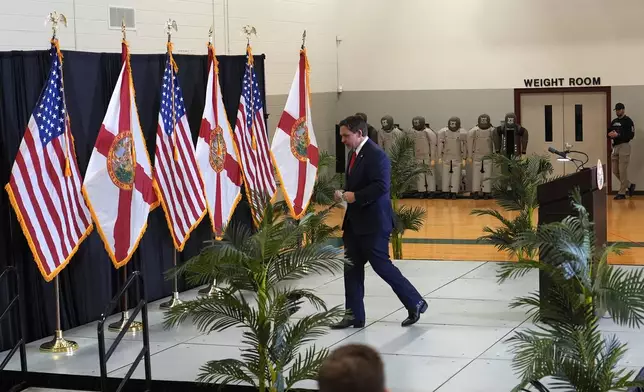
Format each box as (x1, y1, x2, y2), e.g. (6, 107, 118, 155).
(3, 260, 644, 392)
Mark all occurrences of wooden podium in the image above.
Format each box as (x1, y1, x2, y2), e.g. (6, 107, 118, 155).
(536, 165, 607, 309)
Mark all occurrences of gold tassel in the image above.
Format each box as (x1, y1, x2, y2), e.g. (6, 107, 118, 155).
(64, 158, 71, 177)
(174, 145, 179, 161)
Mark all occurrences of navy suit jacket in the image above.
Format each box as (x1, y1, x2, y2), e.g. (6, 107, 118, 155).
(342, 139, 394, 236)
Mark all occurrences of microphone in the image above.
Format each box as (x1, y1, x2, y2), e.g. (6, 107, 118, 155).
(548, 146, 568, 159)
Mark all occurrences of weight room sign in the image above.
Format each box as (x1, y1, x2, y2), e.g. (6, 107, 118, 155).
(523, 77, 602, 88)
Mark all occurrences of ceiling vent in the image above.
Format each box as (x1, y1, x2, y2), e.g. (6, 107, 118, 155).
(108, 6, 136, 30)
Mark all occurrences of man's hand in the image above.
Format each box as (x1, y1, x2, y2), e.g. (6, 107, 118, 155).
(334, 190, 344, 203)
(343, 191, 356, 204)
(608, 131, 619, 138)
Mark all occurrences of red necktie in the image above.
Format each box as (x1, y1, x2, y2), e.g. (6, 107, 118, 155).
(348, 151, 357, 173)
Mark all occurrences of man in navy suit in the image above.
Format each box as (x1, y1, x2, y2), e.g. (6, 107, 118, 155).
(331, 115, 428, 329)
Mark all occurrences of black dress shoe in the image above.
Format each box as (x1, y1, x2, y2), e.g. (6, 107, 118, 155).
(614, 194, 626, 200)
(401, 299, 428, 327)
(628, 183, 636, 197)
(330, 318, 365, 330)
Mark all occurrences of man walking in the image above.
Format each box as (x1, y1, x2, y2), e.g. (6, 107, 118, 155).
(608, 103, 636, 200)
(332, 115, 427, 329)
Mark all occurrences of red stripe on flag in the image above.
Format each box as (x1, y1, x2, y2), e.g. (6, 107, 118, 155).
(135, 165, 158, 205)
(214, 173, 223, 235)
(253, 112, 273, 194)
(23, 130, 69, 255)
(299, 52, 306, 119)
(9, 177, 51, 276)
(235, 112, 258, 192)
(278, 112, 297, 136)
(53, 137, 88, 235)
(293, 160, 308, 216)
(13, 153, 59, 272)
(198, 118, 210, 141)
(43, 144, 75, 249)
(307, 144, 320, 168)
(178, 120, 206, 210)
(156, 130, 188, 238)
(224, 153, 242, 185)
(114, 188, 133, 263)
(94, 125, 114, 156)
(172, 128, 199, 222)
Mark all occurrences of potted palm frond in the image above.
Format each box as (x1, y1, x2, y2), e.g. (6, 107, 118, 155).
(496, 188, 644, 392)
(164, 194, 347, 391)
(388, 134, 427, 259)
(471, 153, 554, 260)
(275, 151, 342, 245)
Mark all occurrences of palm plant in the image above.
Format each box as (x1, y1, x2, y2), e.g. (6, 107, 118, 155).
(388, 134, 427, 259)
(496, 188, 644, 392)
(471, 153, 554, 260)
(276, 151, 342, 245)
(164, 195, 347, 391)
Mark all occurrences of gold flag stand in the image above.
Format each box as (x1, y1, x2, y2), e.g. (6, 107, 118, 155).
(40, 10, 78, 354)
(108, 266, 144, 333)
(160, 249, 183, 309)
(198, 278, 223, 298)
(40, 277, 79, 353)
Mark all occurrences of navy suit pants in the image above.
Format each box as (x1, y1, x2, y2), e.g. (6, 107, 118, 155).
(342, 230, 423, 322)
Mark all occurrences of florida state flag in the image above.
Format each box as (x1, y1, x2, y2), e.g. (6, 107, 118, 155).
(271, 47, 319, 219)
(82, 40, 158, 268)
(195, 42, 242, 238)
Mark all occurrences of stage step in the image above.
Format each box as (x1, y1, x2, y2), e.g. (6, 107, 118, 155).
(23, 389, 93, 392)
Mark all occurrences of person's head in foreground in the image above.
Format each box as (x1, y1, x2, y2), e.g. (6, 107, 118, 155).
(318, 343, 388, 392)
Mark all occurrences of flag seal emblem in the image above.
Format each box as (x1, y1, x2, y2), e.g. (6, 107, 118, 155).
(208, 125, 227, 173)
(290, 117, 310, 162)
(107, 131, 135, 190)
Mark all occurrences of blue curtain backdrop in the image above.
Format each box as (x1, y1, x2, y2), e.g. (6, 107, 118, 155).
(0, 48, 264, 351)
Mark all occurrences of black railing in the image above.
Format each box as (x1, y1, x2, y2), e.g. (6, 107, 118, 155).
(0, 266, 27, 373)
(97, 271, 151, 392)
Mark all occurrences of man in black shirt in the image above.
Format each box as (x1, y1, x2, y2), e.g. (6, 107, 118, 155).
(608, 103, 636, 200)
(355, 112, 379, 145)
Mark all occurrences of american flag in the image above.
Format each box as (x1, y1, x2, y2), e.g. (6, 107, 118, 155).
(4, 41, 92, 282)
(233, 46, 276, 222)
(154, 51, 207, 250)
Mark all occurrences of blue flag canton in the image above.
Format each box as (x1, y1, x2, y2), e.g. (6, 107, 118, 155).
(35, 46, 66, 146)
(242, 57, 263, 130)
(160, 55, 186, 136)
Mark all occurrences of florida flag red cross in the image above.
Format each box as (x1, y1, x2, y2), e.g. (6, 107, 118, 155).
(4, 40, 92, 282)
(271, 47, 319, 219)
(196, 43, 242, 238)
(82, 40, 159, 269)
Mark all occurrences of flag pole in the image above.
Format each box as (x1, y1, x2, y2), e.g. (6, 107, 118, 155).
(38, 10, 79, 354)
(39, 276, 79, 352)
(108, 265, 144, 333)
(108, 20, 144, 333)
(197, 27, 224, 299)
(160, 18, 183, 310)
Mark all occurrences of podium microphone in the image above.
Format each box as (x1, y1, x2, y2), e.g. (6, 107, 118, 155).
(548, 146, 568, 159)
